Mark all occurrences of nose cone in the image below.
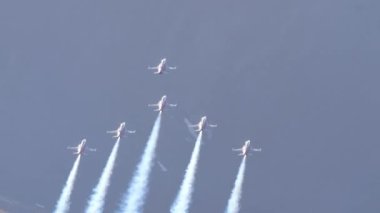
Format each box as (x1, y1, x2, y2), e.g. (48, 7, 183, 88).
(82, 139, 87, 144)
(121, 122, 126, 127)
(202, 116, 207, 121)
(162, 95, 167, 100)
(246, 140, 250, 145)
(162, 58, 167, 62)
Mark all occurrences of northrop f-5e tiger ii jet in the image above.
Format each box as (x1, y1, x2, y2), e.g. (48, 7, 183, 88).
(232, 140, 261, 157)
(148, 95, 177, 112)
(148, 58, 177, 74)
(107, 122, 135, 139)
(189, 116, 217, 132)
(67, 139, 96, 155)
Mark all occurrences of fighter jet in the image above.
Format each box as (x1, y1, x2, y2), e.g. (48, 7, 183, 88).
(148, 95, 177, 112)
(232, 140, 261, 157)
(189, 116, 217, 132)
(148, 58, 177, 74)
(67, 139, 96, 155)
(107, 122, 135, 139)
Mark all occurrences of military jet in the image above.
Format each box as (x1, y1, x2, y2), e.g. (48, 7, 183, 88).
(188, 116, 217, 132)
(148, 95, 177, 112)
(148, 58, 177, 74)
(107, 122, 135, 139)
(232, 140, 261, 156)
(67, 139, 96, 155)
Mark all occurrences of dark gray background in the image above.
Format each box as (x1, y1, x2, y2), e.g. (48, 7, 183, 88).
(1, 0, 379, 212)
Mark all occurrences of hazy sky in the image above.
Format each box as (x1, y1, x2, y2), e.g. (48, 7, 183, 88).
(0, 0, 379, 212)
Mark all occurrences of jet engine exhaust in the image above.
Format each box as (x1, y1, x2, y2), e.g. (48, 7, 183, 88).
(170, 131, 203, 213)
(118, 113, 162, 213)
(54, 155, 82, 213)
(85, 137, 121, 213)
(225, 156, 247, 213)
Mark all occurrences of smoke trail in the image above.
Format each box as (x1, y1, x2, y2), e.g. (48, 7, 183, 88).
(85, 138, 121, 213)
(225, 156, 247, 213)
(118, 113, 162, 213)
(54, 155, 82, 213)
(170, 132, 203, 213)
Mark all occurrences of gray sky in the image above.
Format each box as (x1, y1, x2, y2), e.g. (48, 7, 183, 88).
(0, 0, 379, 212)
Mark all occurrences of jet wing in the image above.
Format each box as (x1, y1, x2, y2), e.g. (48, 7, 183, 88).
(148, 66, 158, 70)
(184, 118, 198, 138)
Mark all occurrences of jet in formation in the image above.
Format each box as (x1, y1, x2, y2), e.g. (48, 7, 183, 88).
(148, 58, 177, 74)
(148, 95, 177, 112)
(107, 122, 136, 139)
(67, 139, 96, 155)
(189, 116, 217, 132)
(232, 140, 261, 157)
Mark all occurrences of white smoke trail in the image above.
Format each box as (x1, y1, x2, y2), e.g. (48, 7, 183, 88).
(85, 137, 121, 213)
(170, 132, 203, 213)
(225, 156, 247, 213)
(118, 113, 162, 213)
(54, 155, 82, 213)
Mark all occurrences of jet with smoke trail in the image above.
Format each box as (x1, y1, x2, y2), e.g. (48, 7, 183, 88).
(67, 139, 96, 155)
(85, 137, 121, 213)
(225, 156, 247, 213)
(148, 95, 177, 112)
(54, 155, 81, 213)
(107, 122, 136, 139)
(232, 140, 262, 157)
(188, 116, 217, 132)
(170, 131, 203, 213)
(118, 113, 162, 213)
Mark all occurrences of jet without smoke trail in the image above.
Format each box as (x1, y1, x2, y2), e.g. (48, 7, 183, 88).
(170, 132, 203, 213)
(85, 138, 121, 213)
(225, 156, 247, 213)
(119, 113, 162, 213)
(54, 155, 81, 213)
